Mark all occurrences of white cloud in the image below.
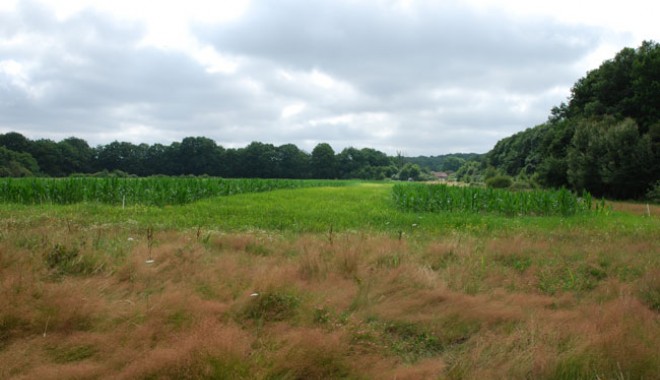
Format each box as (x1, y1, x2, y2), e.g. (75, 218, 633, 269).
(281, 102, 306, 119)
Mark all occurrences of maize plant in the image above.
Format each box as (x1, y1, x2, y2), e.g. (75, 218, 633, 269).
(0, 177, 344, 206)
(392, 183, 599, 216)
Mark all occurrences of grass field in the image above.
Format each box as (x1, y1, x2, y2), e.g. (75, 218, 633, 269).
(1, 181, 659, 379)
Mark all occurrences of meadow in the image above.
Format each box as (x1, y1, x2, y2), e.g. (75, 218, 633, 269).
(0, 180, 659, 379)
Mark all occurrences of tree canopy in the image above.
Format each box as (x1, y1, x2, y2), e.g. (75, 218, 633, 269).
(0, 133, 420, 180)
(485, 40, 659, 199)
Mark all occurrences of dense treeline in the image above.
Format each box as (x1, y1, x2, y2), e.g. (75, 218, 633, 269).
(0, 134, 402, 180)
(0, 130, 477, 180)
(486, 40, 660, 199)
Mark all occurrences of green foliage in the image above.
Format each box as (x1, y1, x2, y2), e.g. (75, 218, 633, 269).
(392, 183, 595, 216)
(243, 291, 301, 322)
(454, 160, 483, 183)
(404, 153, 481, 172)
(538, 264, 608, 294)
(397, 163, 422, 181)
(494, 254, 532, 273)
(487, 124, 550, 176)
(568, 41, 660, 131)
(382, 321, 446, 361)
(336, 147, 394, 180)
(485, 175, 513, 189)
(1, 132, 396, 180)
(0, 177, 346, 206)
(0, 147, 39, 177)
(485, 41, 660, 200)
(568, 117, 655, 198)
(311, 143, 337, 179)
(44, 244, 98, 276)
(353, 316, 479, 364)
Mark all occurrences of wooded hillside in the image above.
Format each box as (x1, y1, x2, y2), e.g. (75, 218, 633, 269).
(486, 41, 659, 199)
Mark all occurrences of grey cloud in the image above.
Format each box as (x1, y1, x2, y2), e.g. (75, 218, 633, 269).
(0, 0, 628, 155)
(199, 0, 600, 95)
(1, 2, 277, 143)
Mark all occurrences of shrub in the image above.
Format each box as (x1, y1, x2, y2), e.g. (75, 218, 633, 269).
(485, 175, 513, 189)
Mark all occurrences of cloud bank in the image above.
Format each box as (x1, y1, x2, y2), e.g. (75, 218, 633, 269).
(0, 0, 637, 155)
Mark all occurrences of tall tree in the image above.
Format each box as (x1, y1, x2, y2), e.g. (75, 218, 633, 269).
(599, 119, 654, 199)
(95, 141, 145, 175)
(311, 143, 336, 179)
(29, 139, 65, 176)
(277, 144, 310, 179)
(58, 137, 94, 175)
(241, 142, 279, 178)
(179, 137, 223, 176)
(0, 132, 32, 153)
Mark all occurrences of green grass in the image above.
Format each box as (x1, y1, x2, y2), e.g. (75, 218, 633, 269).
(1, 182, 657, 237)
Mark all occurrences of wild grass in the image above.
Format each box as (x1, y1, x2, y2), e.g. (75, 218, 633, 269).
(0, 183, 658, 378)
(0, 218, 658, 379)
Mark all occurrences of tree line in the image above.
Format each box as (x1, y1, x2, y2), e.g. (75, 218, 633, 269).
(0, 132, 472, 181)
(0, 135, 379, 179)
(478, 40, 659, 200)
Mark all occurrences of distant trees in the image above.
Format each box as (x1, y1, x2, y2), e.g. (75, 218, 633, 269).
(405, 153, 480, 172)
(276, 144, 310, 179)
(0, 132, 404, 180)
(336, 147, 396, 180)
(0, 131, 483, 182)
(179, 137, 223, 176)
(59, 137, 94, 174)
(311, 143, 337, 179)
(0, 146, 39, 176)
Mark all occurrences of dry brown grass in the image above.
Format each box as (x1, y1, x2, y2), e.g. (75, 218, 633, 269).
(0, 225, 658, 379)
(609, 200, 660, 217)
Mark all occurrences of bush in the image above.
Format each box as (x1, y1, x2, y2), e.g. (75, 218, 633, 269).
(485, 175, 513, 189)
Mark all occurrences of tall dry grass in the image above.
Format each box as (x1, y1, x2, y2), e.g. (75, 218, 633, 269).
(0, 223, 658, 379)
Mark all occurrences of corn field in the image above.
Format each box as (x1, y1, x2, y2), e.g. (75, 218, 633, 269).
(392, 183, 600, 216)
(0, 177, 343, 206)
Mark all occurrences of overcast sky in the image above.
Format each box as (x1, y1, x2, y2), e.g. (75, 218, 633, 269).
(0, 0, 657, 155)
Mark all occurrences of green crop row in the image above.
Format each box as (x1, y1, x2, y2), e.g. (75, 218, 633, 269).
(392, 183, 601, 216)
(0, 177, 346, 206)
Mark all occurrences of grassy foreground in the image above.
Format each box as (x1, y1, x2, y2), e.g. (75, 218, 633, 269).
(1, 183, 659, 379)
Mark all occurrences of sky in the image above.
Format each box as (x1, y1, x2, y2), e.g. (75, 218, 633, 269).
(0, 0, 657, 156)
